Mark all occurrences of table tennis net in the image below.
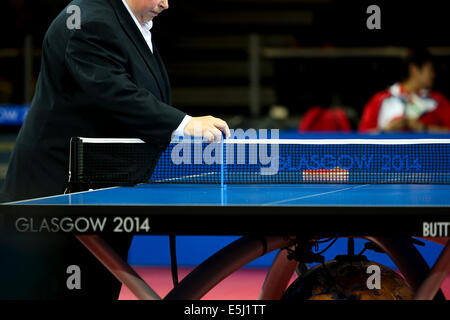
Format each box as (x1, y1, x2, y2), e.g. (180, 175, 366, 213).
(68, 137, 450, 189)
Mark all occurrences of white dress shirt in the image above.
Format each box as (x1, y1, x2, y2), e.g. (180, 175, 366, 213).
(121, 0, 191, 139)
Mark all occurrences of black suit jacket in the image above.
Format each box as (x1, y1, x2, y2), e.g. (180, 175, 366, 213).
(1, 0, 185, 202)
(0, 0, 186, 299)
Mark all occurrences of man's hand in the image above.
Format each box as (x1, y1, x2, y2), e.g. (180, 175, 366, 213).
(384, 117, 426, 132)
(384, 117, 450, 132)
(184, 116, 231, 142)
(405, 118, 427, 132)
(384, 117, 407, 132)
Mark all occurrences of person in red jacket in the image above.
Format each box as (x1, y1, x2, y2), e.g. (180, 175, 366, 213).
(359, 48, 450, 133)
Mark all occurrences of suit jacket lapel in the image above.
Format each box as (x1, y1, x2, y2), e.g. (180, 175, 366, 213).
(109, 0, 168, 102)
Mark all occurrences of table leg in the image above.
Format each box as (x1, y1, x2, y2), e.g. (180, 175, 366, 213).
(164, 236, 291, 300)
(258, 247, 298, 300)
(366, 236, 446, 300)
(76, 234, 161, 300)
(414, 239, 450, 300)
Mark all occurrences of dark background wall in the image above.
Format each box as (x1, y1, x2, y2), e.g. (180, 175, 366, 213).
(1, 0, 449, 118)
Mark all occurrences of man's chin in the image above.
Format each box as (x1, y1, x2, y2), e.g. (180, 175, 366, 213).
(142, 12, 156, 22)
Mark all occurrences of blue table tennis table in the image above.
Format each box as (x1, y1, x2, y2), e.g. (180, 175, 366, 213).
(12, 183, 450, 207)
(3, 182, 450, 300)
(2, 134, 450, 300)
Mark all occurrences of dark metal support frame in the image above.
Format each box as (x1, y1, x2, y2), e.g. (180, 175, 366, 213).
(76, 234, 449, 300)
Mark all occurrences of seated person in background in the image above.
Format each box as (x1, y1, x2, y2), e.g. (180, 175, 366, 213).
(297, 105, 353, 132)
(359, 47, 450, 133)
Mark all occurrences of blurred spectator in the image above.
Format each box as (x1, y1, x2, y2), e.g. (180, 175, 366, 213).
(359, 47, 450, 133)
(298, 106, 352, 132)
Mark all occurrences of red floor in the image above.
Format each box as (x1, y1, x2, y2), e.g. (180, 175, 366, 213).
(119, 266, 450, 300)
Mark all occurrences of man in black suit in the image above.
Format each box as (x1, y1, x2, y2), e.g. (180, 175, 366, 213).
(0, 0, 230, 299)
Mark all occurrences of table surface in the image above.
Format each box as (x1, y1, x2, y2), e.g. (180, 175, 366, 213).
(10, 183, 450, 207)
(5, 133, 450, 235)
(11, 132, 450, 207)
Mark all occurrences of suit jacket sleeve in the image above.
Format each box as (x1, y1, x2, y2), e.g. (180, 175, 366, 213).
(65, 20, 185, 148)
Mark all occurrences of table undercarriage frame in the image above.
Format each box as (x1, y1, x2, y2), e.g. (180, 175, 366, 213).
(76, 234, 450, 300)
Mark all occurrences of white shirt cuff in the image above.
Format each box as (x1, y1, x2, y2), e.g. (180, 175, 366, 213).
(171, 115, 192, 139)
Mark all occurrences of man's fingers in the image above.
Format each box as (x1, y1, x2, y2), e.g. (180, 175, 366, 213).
(203, 131, 214, 142)
(184, 116, 231, 141)
(208, 126, 223, 142)
(212, 118, 231, 138)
